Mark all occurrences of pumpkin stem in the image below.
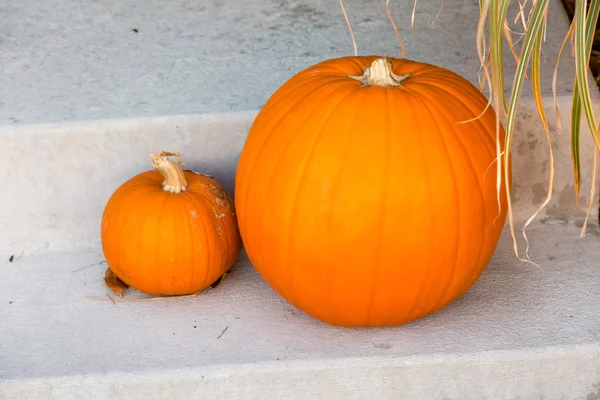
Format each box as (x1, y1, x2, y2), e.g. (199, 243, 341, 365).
(348, 58, 411, 87)
(150, 151, 188, 193)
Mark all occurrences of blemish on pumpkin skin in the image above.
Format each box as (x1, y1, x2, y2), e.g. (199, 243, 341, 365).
(211, 205, 227, 220)
(190, 211, 198, 218)
(199, 183, 234, 210)
(215, 197, 226, 207)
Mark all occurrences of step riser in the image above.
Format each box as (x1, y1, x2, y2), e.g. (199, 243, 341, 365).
(2, 98, 597, 253)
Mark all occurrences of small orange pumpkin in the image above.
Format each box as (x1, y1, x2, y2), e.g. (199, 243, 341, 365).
(235, 56, 510, 327)
(101, 151, 241, 296)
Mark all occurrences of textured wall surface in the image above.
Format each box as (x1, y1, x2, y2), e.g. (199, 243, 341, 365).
(0, 0, 580, 124)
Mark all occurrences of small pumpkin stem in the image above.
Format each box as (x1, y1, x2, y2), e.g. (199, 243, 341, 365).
(348, 58, 411, 87)
(150, 151, 188, 193)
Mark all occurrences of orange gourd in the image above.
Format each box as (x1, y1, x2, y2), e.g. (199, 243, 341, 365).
(101, 151, 241, 296)
(235, 56, 510, 327)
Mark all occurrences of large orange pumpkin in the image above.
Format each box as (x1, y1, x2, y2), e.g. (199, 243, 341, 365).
(235, 56, 510, 327)
(101, 151, 241, 296)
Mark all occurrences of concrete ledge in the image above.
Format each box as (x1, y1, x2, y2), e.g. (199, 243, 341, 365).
(3, 346, 600, 399)
(2, 221, 600, 399)
(0, 0, 582, 124)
